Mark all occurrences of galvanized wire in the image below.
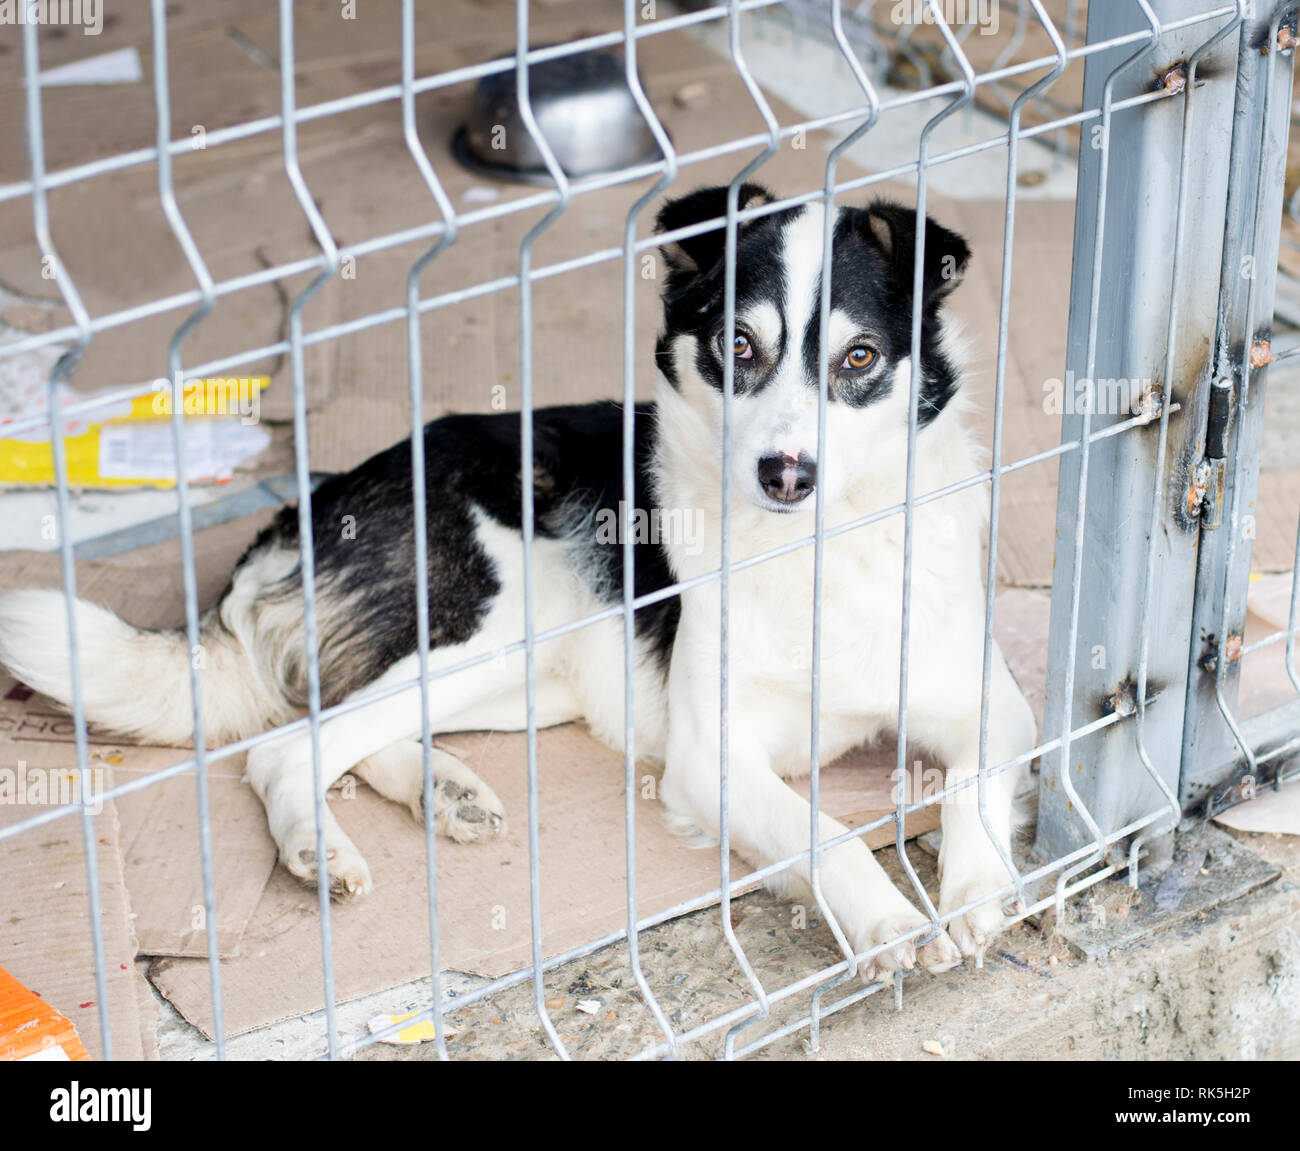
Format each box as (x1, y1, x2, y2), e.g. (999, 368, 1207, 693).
(620, 0, 681, 1060)
(807, 0, 884, 1050)
(277, 0, 344, 1060)
(718, 0, 784, 1061)
(975, 0, 1069, 920)
(892, 0, 976, 962)
(512, 0, 574, 1061)
(148, 0, 227, 1058)
(18, 10, 110, 1063)
(400, 0, 458, 1063)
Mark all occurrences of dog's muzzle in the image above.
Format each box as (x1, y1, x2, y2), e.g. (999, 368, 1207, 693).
(757, 452, 816, 505)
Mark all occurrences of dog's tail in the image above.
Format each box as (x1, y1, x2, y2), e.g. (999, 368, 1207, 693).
(0, 588, 289, 747)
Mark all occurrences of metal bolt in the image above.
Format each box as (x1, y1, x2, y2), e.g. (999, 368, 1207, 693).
(1160, 64, 1187, 94)
(1134, 382, 1165, 424)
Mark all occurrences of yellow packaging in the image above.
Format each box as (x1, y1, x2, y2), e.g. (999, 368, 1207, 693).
(0, 376, 271, 489)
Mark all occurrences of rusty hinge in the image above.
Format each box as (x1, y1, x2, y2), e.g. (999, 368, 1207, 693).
(1186, 376, 1233, 528)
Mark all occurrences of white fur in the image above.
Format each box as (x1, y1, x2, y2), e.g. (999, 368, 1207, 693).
(651, 202, 1037, 969)
(0, 588, 278, 746)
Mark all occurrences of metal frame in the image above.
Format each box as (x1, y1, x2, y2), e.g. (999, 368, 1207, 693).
(2, 0, 1293, 1062)
(1180, 1, 1300, 816)
(1034, 0, 1245, 881)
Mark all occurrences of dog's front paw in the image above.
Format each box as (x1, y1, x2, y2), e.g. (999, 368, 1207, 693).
(282, 822, 373, 898)
(857, 903, 961, 980)
(939, 863, 1018, 962)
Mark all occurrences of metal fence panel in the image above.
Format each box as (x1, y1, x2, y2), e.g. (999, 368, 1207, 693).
(2, 0, 1295, 1061)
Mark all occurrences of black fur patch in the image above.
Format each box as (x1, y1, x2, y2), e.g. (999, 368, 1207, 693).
(229, 404, 680, 705)
(779, 202, 970, 420)
(655, 183, 803, 397)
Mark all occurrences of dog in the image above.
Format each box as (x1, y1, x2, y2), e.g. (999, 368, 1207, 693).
(0, 184, 1036, 974)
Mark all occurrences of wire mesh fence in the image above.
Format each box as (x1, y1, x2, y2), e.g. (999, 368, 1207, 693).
(0, 0, 1295, 1061)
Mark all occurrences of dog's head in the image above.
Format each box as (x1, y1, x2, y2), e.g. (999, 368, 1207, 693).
(653, 184, 969, 513)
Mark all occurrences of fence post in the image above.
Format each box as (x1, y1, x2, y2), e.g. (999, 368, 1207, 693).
(1178, 3, 1300, 818)
(1034, 1, 1245, 868)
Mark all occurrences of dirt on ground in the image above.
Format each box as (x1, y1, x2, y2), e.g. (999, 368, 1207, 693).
(350, 828, 1300, 1061)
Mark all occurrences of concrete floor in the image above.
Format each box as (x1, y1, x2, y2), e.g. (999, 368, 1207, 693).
(148, 821, 1299, 1061)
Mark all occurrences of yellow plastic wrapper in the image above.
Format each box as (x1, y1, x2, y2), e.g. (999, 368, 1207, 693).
(0, 376, 270, 489)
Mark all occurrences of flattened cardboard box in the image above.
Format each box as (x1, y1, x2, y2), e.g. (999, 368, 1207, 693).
(0, 725, 150, 1060)
(0, 526, 951, 1042)
(147, 728, 954, 1040)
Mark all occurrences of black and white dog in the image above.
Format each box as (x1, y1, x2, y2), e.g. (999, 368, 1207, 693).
(0, 185, 1036, 974)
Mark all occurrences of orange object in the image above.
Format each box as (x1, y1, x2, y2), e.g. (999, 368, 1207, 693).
(0, 965, 90, 1061)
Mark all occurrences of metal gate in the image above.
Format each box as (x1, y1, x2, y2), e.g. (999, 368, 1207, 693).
(1034, 0, 1300, 883)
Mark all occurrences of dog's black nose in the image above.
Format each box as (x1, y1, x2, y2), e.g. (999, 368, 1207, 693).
(757, 453, 816, 504)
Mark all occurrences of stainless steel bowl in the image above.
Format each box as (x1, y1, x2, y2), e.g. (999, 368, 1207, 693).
(452, 47, 665, 184)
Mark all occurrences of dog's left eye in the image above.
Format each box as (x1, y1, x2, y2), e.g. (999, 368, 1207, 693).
(841, 346, 875, 371)
(719, 333, 753, 361)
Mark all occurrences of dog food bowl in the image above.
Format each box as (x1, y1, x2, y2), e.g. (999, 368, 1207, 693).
(451, 47, 665, 185)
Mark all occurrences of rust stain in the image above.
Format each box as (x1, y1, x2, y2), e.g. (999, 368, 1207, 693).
(1186, 460, 1211, 518)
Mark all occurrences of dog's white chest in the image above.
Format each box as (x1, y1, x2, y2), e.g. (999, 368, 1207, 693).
(728, 524, 905, 715)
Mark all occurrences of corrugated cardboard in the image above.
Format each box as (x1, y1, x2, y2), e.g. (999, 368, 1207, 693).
(114, 759, 279, 960)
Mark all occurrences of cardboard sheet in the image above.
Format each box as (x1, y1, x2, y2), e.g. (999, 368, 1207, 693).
(0, 751, 145, 1061)
(0, 516, 984, 1041)
(141, 728, 957, 1040)
(114, 759, 279, 960)
(1213, 776, 1300, 836)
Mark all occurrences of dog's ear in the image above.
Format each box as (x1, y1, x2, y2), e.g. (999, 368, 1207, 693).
(655, 183, 776, 274)
(859, 200, 970, 308)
